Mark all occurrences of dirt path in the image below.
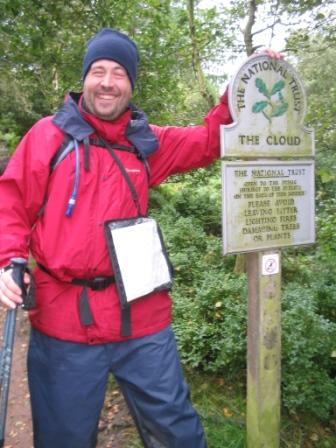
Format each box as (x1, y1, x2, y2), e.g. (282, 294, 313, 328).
(0, 311, 137, 448)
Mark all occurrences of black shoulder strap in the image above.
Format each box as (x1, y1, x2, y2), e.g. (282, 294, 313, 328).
(49, 134, 73, 171)
(92, 136, 151, 180)
(99, 136, 144, 217)
(89, 137, 137, 154)
(49, 135, 139, 171)
(49, 134, 151, 180)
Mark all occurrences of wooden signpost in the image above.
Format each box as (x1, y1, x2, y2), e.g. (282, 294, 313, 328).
(220, 54, 315, 447)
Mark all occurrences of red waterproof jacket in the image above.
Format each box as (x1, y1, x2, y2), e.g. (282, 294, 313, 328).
(0, 92, 231, 343)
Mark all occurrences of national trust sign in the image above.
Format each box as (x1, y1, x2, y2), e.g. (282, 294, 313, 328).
(221, 54, 314, 158)
(221, 54, 315, 254)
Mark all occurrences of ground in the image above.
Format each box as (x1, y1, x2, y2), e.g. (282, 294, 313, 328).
(0, 311, 138, 448)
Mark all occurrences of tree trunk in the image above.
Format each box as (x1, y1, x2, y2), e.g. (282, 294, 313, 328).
(187, 0, 215, 108)
(244, 0, 258, 56)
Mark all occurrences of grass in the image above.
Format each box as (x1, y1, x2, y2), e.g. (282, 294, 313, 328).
(187, 372, 336, 448)
(189, 372, 246, 448)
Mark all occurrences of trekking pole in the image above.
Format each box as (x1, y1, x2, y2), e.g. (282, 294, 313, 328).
(0, 307, 17, 447)
(0, 258, 34, 448)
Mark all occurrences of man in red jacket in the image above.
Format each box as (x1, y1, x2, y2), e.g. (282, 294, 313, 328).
(0, 28, 281, 447)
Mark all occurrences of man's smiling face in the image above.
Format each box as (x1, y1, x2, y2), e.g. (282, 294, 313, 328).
(83, 59, 132, 121)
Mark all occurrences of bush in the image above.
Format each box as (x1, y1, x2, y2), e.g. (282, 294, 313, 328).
(173, 270, 247, 375)
(282, 283, 336, 420)
(0, 130, 20, 153)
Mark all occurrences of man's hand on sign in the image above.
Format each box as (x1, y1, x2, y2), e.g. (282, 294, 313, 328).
(255, 48, 284, 60)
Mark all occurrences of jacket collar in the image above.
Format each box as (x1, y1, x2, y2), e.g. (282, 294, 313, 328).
(52, 92, 94, 141)
(52, 92, 158, 157)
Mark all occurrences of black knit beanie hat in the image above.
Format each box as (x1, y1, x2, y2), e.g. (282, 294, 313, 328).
(82, 28, 139, 90)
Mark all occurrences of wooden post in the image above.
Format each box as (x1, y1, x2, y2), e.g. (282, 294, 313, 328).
(246, 250, 281, 448)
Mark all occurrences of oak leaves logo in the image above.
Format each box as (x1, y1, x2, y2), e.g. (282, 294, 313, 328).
(252, 78, 288, 122)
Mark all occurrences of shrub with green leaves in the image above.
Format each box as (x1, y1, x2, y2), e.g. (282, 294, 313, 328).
(281, 283, 336, 420)
(173, 269, 247, 375)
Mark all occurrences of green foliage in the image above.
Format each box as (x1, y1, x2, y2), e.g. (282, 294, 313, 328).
(276, 249, 336, 418)
(281, 283, 336, 420)
(0, 131, 20, 153)
(279, 0, 333, 14)
(297, 43, 336, 150)
(295, 41, 336, 260)
(174, 270, 247, 374)
(271, 38, 336, 419)
(316, 198, 336, 257)
(0, 0, 236, 138)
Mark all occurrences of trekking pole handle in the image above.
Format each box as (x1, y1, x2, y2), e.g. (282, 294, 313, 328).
(10, 258, 27, 304)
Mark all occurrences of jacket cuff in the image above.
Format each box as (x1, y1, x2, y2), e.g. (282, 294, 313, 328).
(220, 86, 229, 105)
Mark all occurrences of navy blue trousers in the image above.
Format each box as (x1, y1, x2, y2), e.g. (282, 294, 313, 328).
(27, 326, 207, 448)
